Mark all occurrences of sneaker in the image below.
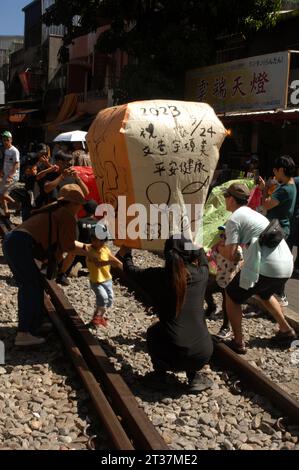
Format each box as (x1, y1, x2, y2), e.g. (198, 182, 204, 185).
(90, 316, 108, 327)
(15, 332, 46, 347)
(275, 294, 289, 307)
(56, 273, 70, 286)
(214, 327, 232, 340)
(187, 371, 214, 393)
(224, 339, 247, 355)
(270, 328, 296, 344)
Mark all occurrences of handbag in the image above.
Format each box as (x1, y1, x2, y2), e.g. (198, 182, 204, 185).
(258, 218, 284, 249)
(215, 248, 243, 289)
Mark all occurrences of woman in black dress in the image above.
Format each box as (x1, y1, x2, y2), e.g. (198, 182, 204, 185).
(119, 236, 213, 392)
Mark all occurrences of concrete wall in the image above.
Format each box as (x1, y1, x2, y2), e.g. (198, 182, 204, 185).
(48, 36, 63, 83)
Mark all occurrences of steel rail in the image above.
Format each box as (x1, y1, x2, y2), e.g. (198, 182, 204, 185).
(0, 215, 168, 450)
(43, 277, 169, 450)
(213, 341, 299, 423)
(2, 214, 298, 429)
(43, 294, 134, 450)
(112, 266, 299, 424)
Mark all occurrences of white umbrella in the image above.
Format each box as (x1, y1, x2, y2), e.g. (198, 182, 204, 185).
(53, 130, 87, 142)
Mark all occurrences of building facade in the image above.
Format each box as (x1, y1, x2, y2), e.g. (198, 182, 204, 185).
(0, 36, 24, 88)
(186, 9, 299, 177)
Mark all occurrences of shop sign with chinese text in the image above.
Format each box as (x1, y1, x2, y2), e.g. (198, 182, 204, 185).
(185, 51, 290, 113)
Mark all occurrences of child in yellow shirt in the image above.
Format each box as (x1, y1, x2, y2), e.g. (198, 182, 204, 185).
(85, 224, 122, 327)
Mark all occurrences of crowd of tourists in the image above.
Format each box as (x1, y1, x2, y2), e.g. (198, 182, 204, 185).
(0, 130, 298, 393)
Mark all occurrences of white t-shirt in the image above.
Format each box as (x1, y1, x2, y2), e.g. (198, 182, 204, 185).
(225, 206, 269, 245)
(3, 145, 20, 180)
(225, 206, 293, 279)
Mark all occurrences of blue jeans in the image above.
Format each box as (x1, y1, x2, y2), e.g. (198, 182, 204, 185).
(3, 231, 44, 334)
(90, 280, 114, 308)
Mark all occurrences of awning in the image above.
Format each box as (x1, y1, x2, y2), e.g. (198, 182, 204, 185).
(56, 113, 96, 132)
(9, 108, 39, 123)
(46, 93, 78, 131)
(219, 107, 299, 123)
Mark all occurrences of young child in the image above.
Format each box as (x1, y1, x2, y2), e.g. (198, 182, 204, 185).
(85, 223, 122, 327)
(206, 226, 243, 339)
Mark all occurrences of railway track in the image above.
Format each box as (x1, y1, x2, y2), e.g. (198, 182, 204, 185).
(0, 211, 167, 451)
(111, 262, 299, 427)
(1, 209, 299, 450)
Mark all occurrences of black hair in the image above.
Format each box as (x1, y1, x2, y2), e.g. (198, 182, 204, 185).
(83, 199, 97, 215)
(231, 195, 248, 206)
(164, 235, 200, 316)
(37, 143, 47, 153)
(55, 150, 73, 162)
(274, 155, 296, 177)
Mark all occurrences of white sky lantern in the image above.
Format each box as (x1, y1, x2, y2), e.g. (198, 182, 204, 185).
(87, 100, 227, 251)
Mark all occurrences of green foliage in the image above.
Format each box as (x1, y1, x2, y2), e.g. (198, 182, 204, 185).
(43, 0, 282, 102)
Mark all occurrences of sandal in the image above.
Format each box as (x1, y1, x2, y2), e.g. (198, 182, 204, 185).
(270, 328, 296, 344)
(224, 339, 247, 355)
(90, 316, 108, 327)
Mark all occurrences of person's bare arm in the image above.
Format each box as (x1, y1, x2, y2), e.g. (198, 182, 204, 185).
(8, 162, 19, 179)
(109, 253, 123, 270)
(218, 243, 239, 262)
(263, 197, 279, 211)
(44, 174, 64, 193)
(71, 170, 89, 197)
(72, 241, 111, 268)
(258, 176, 279, 210)
(36, 165, 58, 181)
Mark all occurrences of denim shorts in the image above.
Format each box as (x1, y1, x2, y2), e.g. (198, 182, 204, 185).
(90, 279, 114, 308)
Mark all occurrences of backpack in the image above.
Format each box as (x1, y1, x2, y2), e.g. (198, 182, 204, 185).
(258, 219, 285, 249)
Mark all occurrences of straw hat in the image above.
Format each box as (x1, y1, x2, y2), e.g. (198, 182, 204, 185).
(58, 184, 85, 205)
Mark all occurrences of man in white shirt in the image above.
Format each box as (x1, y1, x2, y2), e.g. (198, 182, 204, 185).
(0, 131, 20, 216)
(218, 183, 295, 354)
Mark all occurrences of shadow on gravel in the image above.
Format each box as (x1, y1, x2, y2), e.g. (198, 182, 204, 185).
(0, 255, 8, 265)
(0, 274, 17, 286)
(97, 336, 189, 400)
(107, 334, 148, 353)
(0, 326, 107, 448)
(0, 326, 79, 368)
(247, 336, 295, 351)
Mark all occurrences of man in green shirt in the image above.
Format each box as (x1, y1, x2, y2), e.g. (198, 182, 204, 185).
(260, 155, 297, 306)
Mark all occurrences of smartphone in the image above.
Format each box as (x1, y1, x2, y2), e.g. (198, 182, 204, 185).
(253, 170, 260, 185)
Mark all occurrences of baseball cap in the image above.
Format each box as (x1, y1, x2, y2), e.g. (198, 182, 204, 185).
(223, 183, 250, 201)
(1, 131, 12, 139)
(90, 223, 111, 241)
